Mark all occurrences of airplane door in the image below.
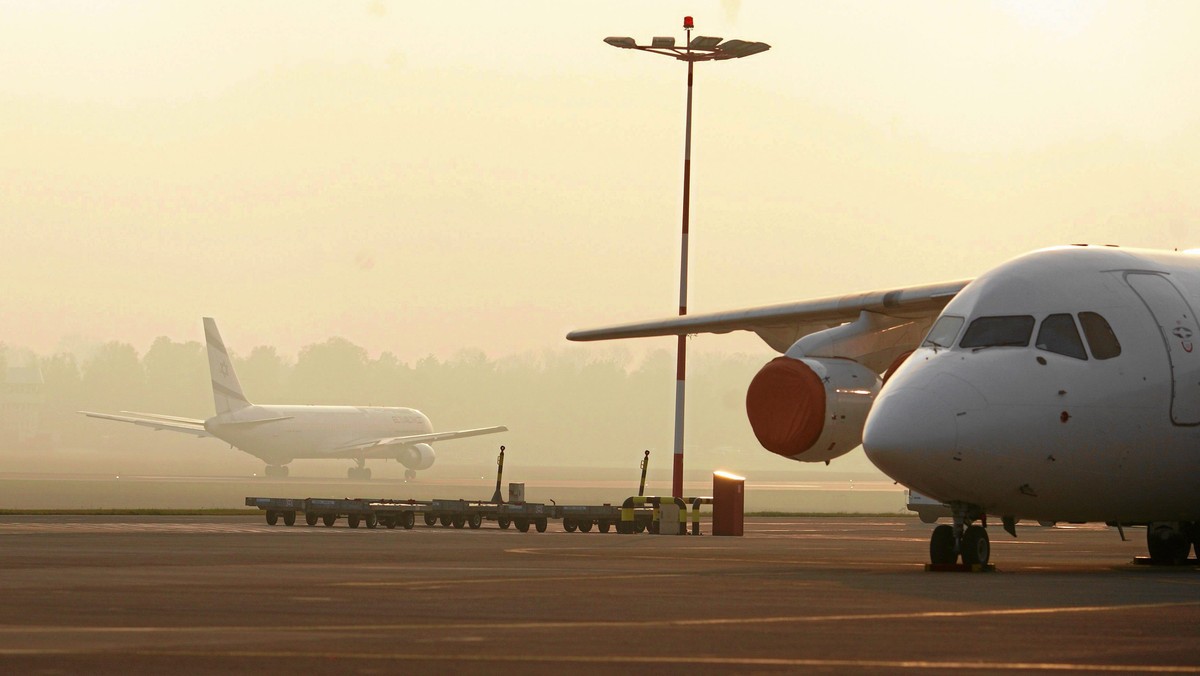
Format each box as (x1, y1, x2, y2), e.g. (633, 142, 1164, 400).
(1126, 272, 1200, 426)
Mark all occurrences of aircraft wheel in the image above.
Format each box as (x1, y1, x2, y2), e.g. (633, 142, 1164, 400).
(365, 514, 378, 529)
(265, 511, 278, 526)
(468, 513, 483, 529)
(563, 518, 577, 533)
(515, 519, 530, 533)
(348, 514, 361, 529)
(283, 511, 296, 527)
(423, 512, 437, 527)
(961, 525, 990, 566)
(452, 515, 466, 529)
(322, 514, 336, 527)
(579, 520, 593, 533)
(401, 512, 416, 529)
(599, 521, 612, 534)
(1148, 523, 1191, 564)
(405, 469, 417, 480)
(305, 512, 318, 527)
(929, 524, 956, 565)
(497, 517, 511, 530)
(535, 518, 547, 533)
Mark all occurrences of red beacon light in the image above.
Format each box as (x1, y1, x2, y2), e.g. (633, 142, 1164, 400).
(683, 16, 694, 29)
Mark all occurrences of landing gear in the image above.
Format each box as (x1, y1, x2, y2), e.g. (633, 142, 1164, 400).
(1147, 522, 1192, 565)
(404, 469, 417, 480)
(961, 525, 990, 566)
(927, 502, 990, 567)
(930, 525, 956, 565)
(264, 465, 289, 478)
(347, 461, 372, 481)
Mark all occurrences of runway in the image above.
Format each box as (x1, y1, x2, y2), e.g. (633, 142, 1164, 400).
(1, 516, 1198, 674)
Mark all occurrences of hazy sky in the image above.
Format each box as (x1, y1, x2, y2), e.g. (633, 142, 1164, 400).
(4, 1, 1199, 363)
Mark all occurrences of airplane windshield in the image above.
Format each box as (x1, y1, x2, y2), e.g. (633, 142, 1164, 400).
(959, 315, 1035, 349)
(1036, 314, 1087, 360)
(922, 315, 965, 349)
(1079, 312, 1122, 359)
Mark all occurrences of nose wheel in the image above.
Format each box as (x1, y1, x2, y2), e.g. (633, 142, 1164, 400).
(928, 503, 991, 567)
(404, 469, 417, 480)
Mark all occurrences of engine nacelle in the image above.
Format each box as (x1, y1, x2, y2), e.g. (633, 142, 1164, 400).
(399, 443, 436, 471)
(745, 356, 880, 463)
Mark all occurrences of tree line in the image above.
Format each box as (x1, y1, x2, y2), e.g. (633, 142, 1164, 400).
(9, 337, 797, 471)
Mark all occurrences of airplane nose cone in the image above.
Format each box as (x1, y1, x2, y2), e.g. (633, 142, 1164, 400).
(863, 373, 985, 486)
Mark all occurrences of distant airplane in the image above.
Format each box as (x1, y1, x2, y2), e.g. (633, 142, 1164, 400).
(82, 318, 506, 480)
(570, 245, 1200, 566)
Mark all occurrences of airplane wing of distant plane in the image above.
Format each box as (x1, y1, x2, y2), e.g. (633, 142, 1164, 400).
(328, 425, 509, 458)
(567, 279, 972, 370)
(78, 411, 212, 437)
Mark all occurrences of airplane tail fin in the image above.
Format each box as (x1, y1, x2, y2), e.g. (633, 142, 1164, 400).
(203, 317, 252, 415)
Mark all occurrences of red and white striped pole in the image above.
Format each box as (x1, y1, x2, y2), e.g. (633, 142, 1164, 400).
(673, 16, 696, 500)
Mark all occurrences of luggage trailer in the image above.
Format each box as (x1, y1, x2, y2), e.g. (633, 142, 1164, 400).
(244, 448, 712, 534)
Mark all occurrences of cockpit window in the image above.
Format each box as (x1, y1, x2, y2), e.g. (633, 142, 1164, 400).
(1078, 312, 1121, 359)
(923, 315, 965, 349)
(1036, 314, 1087, 360)
(959, 315, 1035, 349)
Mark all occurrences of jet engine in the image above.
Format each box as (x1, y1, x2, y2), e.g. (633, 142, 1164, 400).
(399, 443, 436, 471)
(745, 356, 880, 463)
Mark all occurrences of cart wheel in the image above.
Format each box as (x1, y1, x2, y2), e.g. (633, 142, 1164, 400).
(468, 513, 483, 529)
(424, 512, 437, 527)
(348, 514, 361, 529)
(647, 520, 659, 534)
(383, 515, 396, 529)
(579, 520, 593, 533)
(515, 519, 530, 532)
(535, 518, 547, 533)
(402, 512, 416, 529)
(439, 514, 452, 527)
(265, 511, 278, 526)
(322, 514, 336, 527)
(452, 515, 466, 529)
(635, 521, 646, 534)
(599, 521, 612, 534)
(365, 514, 378, 529)
(497, 517, 511, 530)
(283, 511, 296, 527)
(305, 512, 318, 527)
(563, 518, 577, 533)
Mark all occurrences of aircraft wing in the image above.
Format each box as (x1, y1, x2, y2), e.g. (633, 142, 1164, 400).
(566, 278, 971, 354)
(79, 411, 212, 438)
(327, 425, 509, 458)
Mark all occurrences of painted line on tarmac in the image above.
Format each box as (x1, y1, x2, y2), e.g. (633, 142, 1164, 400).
(0, 600, 1195, 636)
(3, 649, 1197, 672)
(333, 572, 683, 588)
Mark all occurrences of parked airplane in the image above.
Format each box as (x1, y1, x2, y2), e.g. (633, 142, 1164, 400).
(569, 245, 1200, 566)
(82, 318, 506, 480)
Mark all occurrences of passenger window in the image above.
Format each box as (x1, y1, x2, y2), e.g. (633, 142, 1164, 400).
(959, 316, 1035, 349)
(922, 315, 964, 349)
(1078, 312, 1121, 360)
(1036, 314, 1087, 360)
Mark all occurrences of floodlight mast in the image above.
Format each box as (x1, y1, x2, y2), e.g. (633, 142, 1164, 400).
(604, 19, 770, 500)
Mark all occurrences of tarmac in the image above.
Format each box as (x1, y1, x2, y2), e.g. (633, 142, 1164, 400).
(1, 515, 1198, 674)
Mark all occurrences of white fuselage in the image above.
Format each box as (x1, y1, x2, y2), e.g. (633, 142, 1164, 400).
(864, 246, 1200, 523)
(204, 405, 432, 465)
